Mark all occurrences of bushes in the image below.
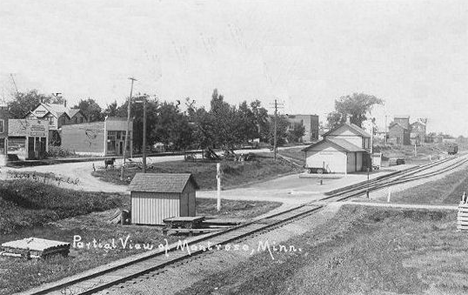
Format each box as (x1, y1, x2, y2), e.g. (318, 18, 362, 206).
(46, 146, 78, 158)
(0, 180, 122, 234)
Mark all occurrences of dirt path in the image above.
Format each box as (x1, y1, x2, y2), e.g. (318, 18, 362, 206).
(344, 201, 459, 210)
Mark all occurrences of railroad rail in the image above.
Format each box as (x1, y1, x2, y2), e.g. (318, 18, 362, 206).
(20, 155, 468, 295)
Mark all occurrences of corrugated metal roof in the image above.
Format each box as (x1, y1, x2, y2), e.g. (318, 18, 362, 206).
(128, 173, 199, 193)
(302, 138, 365, 153)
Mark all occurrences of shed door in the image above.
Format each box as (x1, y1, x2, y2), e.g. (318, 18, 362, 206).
(180, 193, 189, 217)
(189, 192, 196, 216)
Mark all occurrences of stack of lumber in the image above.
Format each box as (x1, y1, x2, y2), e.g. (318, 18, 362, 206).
(458, 193, 468, 231)
(0, 237, 70, 259)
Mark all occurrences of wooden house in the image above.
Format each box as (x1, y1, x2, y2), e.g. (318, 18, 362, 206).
(128, 173, 199, 225)
(388, 122, 410, 145)
(410, 119, 427, 144)
(25, 102, 87, 145)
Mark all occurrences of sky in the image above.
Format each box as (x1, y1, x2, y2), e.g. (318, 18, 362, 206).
(0, 0, 467, 135)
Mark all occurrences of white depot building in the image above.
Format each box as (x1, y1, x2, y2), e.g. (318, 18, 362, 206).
(302, 121, 371, 174)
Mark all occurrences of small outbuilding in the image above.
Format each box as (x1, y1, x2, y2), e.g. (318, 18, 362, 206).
(128, 173, 199, 225)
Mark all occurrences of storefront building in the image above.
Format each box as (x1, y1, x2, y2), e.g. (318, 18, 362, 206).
(0, 105, 10, 155)
(61, 117, 133, 156)
(8, 119, 49, 160)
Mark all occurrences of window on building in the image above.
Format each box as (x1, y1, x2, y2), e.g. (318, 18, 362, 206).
(0, 120, 4, 133)
(107, 131, 117, 141)
(49, 117, 54, 125)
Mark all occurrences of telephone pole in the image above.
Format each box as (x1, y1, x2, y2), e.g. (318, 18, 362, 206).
(270, 99, 284, 161)
(274, 99, 278, 160)
(142, 97, 147, 173)
(10, 73, 18, 95)
(120, 77, 136, 181)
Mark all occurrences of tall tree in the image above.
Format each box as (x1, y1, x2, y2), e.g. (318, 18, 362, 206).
(287, 122, 306, 143)
(153, 101, 193, 151)
(73, 98, 103, 122)
(269, 115, 289, 146)
(250, 100, 269, 142)
(116, 95, 159, 153)
(8, 90, 54, 118)
(209, 89, 234, 148)
(327, 93, 384, 128)
(102, 101, 120, 118)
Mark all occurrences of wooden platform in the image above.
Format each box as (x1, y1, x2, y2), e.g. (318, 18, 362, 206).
(162, 216, 205, 234)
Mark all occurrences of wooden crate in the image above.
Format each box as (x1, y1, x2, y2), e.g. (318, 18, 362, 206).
(457, 203, 468, 231)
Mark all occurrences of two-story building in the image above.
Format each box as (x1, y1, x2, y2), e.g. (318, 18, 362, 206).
(388, 116, 427, 146)
(286, 114, 319, 143)
(410, 119, 427, 145)
(0, 105, 10, 155)
(302, 120, 371, 173)
(25, 102, 87, 145)
(388, 122, 411, 145)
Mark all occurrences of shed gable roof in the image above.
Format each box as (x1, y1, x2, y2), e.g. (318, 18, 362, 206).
(128, 173, 199, 193)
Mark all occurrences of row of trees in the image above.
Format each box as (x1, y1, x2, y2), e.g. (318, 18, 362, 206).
(7, 89, 306, 151)
(8, 89, 388, 151)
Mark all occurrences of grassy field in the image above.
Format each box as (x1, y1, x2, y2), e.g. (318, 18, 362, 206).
(0, 180, 281, 295)
(177, 205, 466, 295)
(278, 147, 304, 164)
(375, 167, 468, 205)
(92, 155, 299, 189)
(0, 180, 123, 235)
(176, 165, 468, 295)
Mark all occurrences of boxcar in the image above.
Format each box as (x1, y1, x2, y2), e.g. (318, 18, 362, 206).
(448, 144, 458, 155)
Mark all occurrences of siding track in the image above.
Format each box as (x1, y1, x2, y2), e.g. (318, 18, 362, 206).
(21, 155, 468, 295)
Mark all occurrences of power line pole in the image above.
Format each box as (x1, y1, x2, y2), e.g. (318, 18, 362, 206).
(270, 99, 284, 161)
(120, 77, 136, 181)
(10, 73, 19, 95)
(274, 99, 278, 160)
(384, 115, 388, 145)
(142, 96, 147, 173)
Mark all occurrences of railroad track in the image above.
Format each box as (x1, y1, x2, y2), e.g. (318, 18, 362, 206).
(21, 155, 468, 295)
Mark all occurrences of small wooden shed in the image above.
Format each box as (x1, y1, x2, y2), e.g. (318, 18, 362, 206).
(128, 173, 199, 225)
